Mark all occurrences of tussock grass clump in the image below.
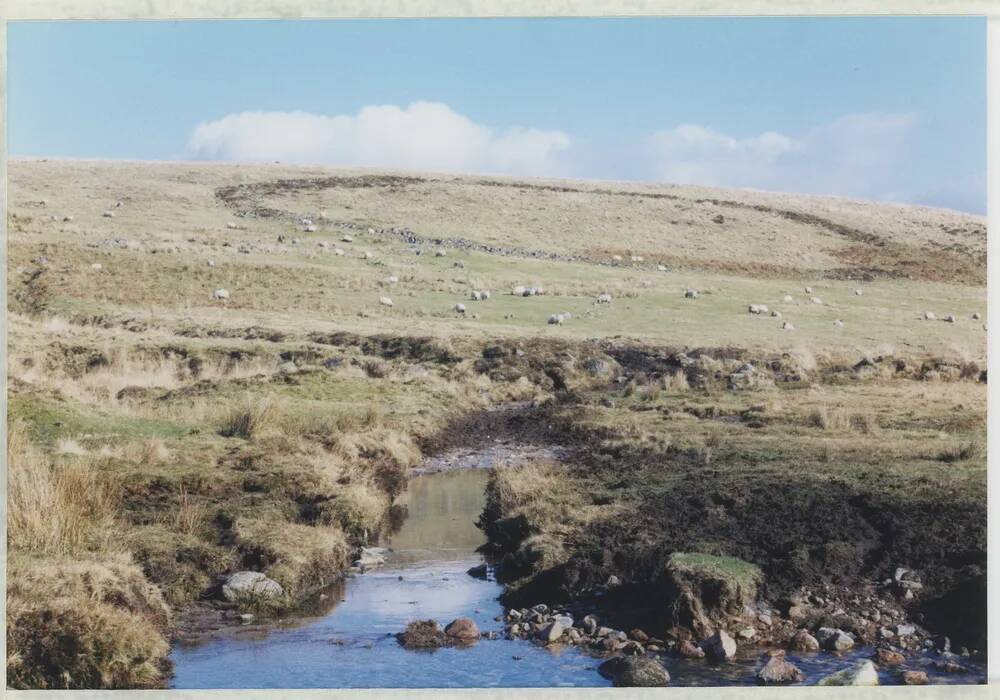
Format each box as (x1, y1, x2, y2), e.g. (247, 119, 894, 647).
(936, 441, 983, 464)
(8, 422, 121, 556)
(6, 554, 171, 689)
(233, 518, 350, 601)
(7, 423, 172, 688)
(219, 394, 282, 439)
(808, 406, 878, 433)
(320, 481, 391, 541)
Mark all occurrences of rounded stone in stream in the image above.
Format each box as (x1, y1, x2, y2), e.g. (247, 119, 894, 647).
(466, 563, 488, 579)
(817, 627, 855, 651)
(598, 656, 670, 687)
(444, 617, 480, 643)
(756, 650, 805, 685)
(536, 620, 567, 644)
(701, 630, 737, 661)
(678, 639, 706, 658)
(817, 660, 880, 686)
(789, 629, 820, 652)
(221, 571, 285, 602)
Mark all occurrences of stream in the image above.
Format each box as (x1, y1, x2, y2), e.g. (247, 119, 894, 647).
(169, 448, 985, 688)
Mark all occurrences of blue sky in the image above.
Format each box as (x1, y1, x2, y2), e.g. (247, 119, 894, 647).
(8, 17, 986, 213)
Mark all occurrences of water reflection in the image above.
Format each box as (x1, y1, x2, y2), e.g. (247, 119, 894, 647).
(384, 469, 490, 565)
(170, 467, 985, 688)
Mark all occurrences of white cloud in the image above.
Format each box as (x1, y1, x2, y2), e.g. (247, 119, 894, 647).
(185, 105, 949, 208)
(186, 101, 571, 177)
(645, 112, 918, 201)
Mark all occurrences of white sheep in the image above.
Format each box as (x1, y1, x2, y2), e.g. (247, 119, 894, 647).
(379, 296, 393, 307)
(597, 293, 612, 304)
(213, 288, 230, 300)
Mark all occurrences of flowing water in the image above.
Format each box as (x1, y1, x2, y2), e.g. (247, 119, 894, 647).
(170, 452, 985, 688)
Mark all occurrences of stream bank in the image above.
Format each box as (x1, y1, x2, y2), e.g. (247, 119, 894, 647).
(170, 438, 985, 687)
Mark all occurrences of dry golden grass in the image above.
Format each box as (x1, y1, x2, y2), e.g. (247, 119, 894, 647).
(8, 422, 122, 557)
(219, 393, 284, 440)
(232, 518, 350, 600)
(6, 553, 171, 689)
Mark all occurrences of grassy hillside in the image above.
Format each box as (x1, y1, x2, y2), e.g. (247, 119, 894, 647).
(6, 159, 987, 687)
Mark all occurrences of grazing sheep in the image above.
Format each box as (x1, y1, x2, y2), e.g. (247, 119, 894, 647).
(62, 215, 74, 222)
(854, 289, 863, 296)
(804, 286, 813, 294)
(319, 211, 328, 221)
(90, 263, 103, 271)
(454, 303, 466, 313)
(657, 264, 668, 272)
(748, 304, 770, 315)
(435, 249, 448, 257)
(362, 251, 374, 259)
(810, 297, 823, 305)
(334, 248, 345, 256)
(611, 255, 623, 262)
(548, 313, 565, 325)
(972, 312, 982, 320)
(924, 311, 936, 320)
(385, 275, 399, 284)
(226, 222, 238, 230)
(379, 296, 393, 307)
(114, 201, 123, 208)
(317, 241, 329, 248)
(685, 289, 699, 299)
(207, 260, 215, 267)
(213, 288, 230, 300)
(834, 319, 844, 327)
(103, 210, 115, 218)
(291, 237, 301, 245)
(481, 290, 491, 300)
(342, 234, 354, 243)
(513, 286, 527, 296)
(783, 295, 794, 303)
(771, 310, 782, 319)
(597, 293, 612, 304)
(367, 227, 375, 235)
(471, 291, 484, 301)
(944, 314, 956, 323)
(305, 225, 317, 233)
(630, 255, 644, 263)
(782, 321, 795, 331)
